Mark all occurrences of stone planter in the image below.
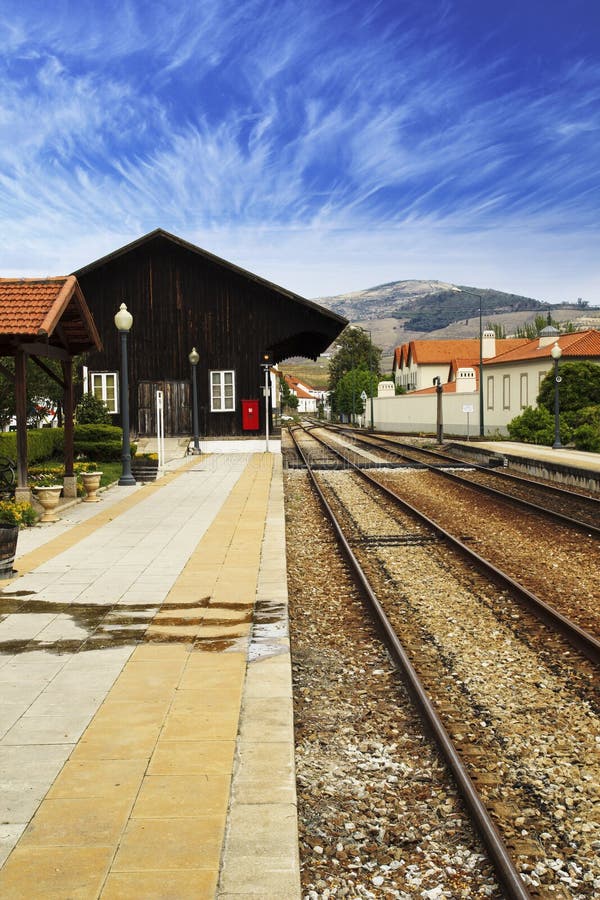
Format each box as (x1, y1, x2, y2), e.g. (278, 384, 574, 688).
(34, 485, 63, 523)
(0, 524, 19, 579)
(131, 459, 159, 483)
(81, 471, 103, 502)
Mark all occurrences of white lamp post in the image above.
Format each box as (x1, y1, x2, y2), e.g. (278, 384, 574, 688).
(114, 303, 136, 485)
(188, 347, 200, 454)
(550, 342, 563, 449)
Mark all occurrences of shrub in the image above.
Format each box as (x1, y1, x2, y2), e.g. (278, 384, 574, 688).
(76, 393, 112, 424)
(571, 406, 600, 452)
(75, 440, 122, 462)
(0, 500, 37, 528)
(507, 405, 572, 446)
(0, 428, 62, 464)
(73, 424, 124, 462)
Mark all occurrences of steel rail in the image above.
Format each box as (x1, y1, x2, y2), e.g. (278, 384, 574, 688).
(298, 424, 600, 666)
(289, 427, 532, 900)
(328, 426, 600, 538)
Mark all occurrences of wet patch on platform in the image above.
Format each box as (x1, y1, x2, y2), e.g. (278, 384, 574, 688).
(248, 598, 289, 661)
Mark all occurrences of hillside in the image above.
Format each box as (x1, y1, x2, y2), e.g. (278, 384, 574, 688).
(279, 280, 600, 386)
(316, 280, 544, 330)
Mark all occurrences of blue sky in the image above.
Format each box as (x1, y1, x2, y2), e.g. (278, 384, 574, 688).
(1, 0, 599, 304)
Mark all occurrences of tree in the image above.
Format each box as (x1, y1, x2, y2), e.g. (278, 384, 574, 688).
(76, 392, 112, 424)
(334, 369, 379, 419)
(487, 321, 506, 339)
(536, 361, 600, 425)
(328, 327, 382, 395)
(280, 377, 299, 413)
(508, 361, 600, 449)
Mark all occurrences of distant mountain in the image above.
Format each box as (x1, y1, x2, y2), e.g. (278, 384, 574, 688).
(315, 280, 544, 332)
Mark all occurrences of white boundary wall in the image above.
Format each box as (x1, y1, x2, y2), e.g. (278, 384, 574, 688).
(372, 391, 491, 437)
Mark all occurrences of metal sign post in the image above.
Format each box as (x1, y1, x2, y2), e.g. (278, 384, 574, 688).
(156, 390, 165, 471)
(462, 404, 474, 440)
(263, 366, 270, 453)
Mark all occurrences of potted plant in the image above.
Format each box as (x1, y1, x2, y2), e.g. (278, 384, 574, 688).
(0, 500, 36, 579)
(31, 473, 63, 523)
(131, 452, 159, 482)
(79, 466, 103, 502)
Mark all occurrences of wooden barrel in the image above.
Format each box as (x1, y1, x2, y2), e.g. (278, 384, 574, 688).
(0, 525, 19, 579)
(131, 461, 159, 482)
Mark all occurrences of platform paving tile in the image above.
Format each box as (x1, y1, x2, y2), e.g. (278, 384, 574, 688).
(0, 452, 301, 896)
(0, 845, 115, 897)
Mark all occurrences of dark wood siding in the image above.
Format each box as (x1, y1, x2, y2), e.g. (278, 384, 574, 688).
(138, 381, 190, 436)
(76, 233, 346, 437)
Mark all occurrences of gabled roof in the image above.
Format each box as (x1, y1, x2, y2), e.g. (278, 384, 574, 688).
(398, 337, 529, 366)
(0, 276, 102, 355)
(283, 374, 316, 399)
(486, 329, 600, 364)
(74, 228, 347, 328)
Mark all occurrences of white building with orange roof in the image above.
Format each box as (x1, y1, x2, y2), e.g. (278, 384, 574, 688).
(376, 329, 600, 436)
(282, 374, 320, 413)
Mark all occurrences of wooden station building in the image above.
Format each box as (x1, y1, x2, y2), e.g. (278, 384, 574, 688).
(74, 230, 347, 438)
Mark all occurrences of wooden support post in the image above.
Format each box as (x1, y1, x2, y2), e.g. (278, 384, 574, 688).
(62, 359, 77, 497)
(14, 349, 30, 502)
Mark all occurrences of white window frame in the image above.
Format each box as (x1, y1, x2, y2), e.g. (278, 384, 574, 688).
(89, 371, 119, 414)
(486, 375, 494, 410)
(210, 370, 235, 412)
(503, 374, 511, 410)
(520, 373, 528, 409)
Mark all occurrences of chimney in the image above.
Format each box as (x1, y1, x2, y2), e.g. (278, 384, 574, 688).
(456, 367, 476, 393)
(481, 329, 496, 359)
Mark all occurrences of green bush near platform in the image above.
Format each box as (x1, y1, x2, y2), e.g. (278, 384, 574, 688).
(0, 429, 63, 464)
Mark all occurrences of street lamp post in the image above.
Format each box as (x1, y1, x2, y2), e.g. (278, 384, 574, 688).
(551, 342, 563, 449)
(114, 302, 136, 486)
(188, 347, 200, 454)
(433, 376, 443, 443)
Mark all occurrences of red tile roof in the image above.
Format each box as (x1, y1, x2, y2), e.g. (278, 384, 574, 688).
(394, 338, 528, 367)
(0, 277, 72, 335)
(283, 374, 315, 400)
(0, 276, 102, 353)
(487, 329, 600, 364)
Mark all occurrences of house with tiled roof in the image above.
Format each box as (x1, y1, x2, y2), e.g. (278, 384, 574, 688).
(282, 374, 319, 413)
(480, 328, 600, 430)
(374, 328, 600, 436)
(392, 334, 529, 392)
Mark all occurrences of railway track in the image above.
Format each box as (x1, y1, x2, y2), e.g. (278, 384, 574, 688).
(286, 425, 600, 898)
(294, 422, 600, 645)
(313, 422, 600, 534)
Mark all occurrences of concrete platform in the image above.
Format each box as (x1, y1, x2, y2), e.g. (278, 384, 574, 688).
(0, 453, 300, 898)
(449, 440, 600, 492)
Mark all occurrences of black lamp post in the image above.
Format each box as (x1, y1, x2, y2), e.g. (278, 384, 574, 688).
(189, 347, 200, 454)
(433, 376, 443, 443)
(114, 302, 136, 486)
(551, 342, 563, 449)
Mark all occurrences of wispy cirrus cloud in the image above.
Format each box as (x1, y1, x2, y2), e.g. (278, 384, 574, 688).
(0, 0, 598, 301)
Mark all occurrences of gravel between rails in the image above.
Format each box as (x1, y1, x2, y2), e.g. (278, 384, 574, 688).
(370, 468, 600, 639)
(286, 464, 600, 898)
(285, 470, 502, 899)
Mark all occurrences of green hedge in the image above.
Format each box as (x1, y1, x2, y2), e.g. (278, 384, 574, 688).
(0, 425, 136, 464)
(0, 429, 63, 464)
(73, 424, 123, 443)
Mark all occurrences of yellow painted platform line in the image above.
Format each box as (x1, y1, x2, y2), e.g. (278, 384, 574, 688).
(0, 454, 274, 899)
(12, 459, 201, 580)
